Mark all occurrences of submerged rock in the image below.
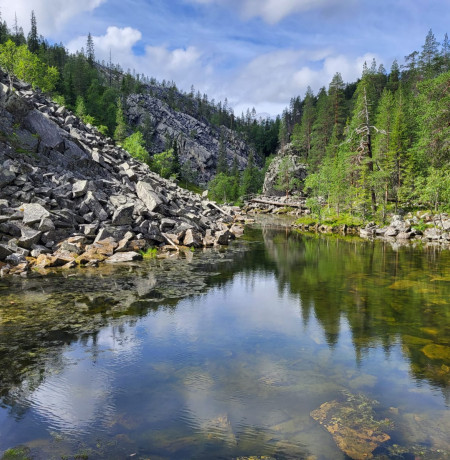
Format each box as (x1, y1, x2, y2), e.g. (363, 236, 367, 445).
(310, 392, 391, 459)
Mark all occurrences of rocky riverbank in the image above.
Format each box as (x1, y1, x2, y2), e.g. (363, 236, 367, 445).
(242, 195, 450, 248)
(0, 75, 244, 277)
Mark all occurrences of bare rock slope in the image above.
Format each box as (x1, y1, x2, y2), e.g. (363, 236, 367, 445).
(0, 76, 242, 276)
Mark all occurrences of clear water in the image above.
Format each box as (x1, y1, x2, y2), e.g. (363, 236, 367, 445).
(0, 224, 449, 459)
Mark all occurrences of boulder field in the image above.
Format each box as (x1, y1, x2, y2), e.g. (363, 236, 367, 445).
(0, 75, 244, 276)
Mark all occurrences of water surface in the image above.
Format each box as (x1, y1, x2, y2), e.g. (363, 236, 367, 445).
(0, 224, 449, 459)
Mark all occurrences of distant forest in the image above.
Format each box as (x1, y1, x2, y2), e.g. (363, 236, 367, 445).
(0, 11, 448, 217)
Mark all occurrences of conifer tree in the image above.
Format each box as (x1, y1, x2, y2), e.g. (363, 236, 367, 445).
(27, 10, 39, 53)
(86, 33, 95, 66)
(114, 98, 127, 143)
(292, 86, 316, 160)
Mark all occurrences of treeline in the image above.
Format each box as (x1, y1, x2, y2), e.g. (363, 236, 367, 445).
(278, 29, 449, 219)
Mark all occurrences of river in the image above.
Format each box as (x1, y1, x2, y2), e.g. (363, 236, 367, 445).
(0, 221, 449, 459)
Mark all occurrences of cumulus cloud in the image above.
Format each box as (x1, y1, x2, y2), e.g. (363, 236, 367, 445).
(187, 0, 343, 23)
(67, 26, 206, 92)
(0, 0, 105, 35)
(227, 49, 380, 115)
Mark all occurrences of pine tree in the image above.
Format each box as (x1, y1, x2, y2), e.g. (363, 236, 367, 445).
(292, 86, 316, 160)
(86, 32, 95, 66)
(310, 87, 332, 169)
(27, 10, 39, 53)
(419, 29, 440, 77)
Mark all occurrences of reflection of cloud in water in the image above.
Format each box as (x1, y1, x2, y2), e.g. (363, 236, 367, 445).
(26, 321, 144, 436)
(27, 357, 115, 435)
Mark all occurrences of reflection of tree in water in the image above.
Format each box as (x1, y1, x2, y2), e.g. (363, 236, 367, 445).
(0, 246, 250, 408)
(261, 228, 450, 393)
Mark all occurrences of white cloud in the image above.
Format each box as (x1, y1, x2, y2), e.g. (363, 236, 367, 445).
(0, 0, 105, 35)
(226, 49, 380, 115)
(68, 26, 206, 93)
(187, 0, 343, 24)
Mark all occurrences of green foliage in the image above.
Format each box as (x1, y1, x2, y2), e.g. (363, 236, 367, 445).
(114, 98, 127, 143)
(0, 39, 58, 92)
(274, 156, 300, 197)
(151, 149, 175, 178)
(122, 131, 150, 163)
(140, 248, 158, 259)
(208, 172, 237, 203)
(416, 166, 450, 211)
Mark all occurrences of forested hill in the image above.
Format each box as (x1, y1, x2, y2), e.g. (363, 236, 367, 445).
(0, 13, 448, 217)
(277, 29, 449, 219)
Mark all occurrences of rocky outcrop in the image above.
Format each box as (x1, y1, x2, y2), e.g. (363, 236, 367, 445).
(0, 76, 244, 277)
(126, 93, 252, 184)
(262, 143, 307, 196)
(360, 213, 450, 245)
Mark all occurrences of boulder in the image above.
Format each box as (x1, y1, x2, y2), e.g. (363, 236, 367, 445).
(18, 227, 42, 249)
(21, 203, 50, 225)
(105, 251, 143, 263)
(0, 167, 16, 188)
(24, 109, 65, 152)
(183, 229, 202, 248)
(136, 181, 163, 212)
(72, 180, 89, 197)
(112, 203, 134, 225)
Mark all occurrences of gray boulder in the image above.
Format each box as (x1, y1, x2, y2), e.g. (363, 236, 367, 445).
(22, 203, 50, 225)
(136, 181, 162, 212)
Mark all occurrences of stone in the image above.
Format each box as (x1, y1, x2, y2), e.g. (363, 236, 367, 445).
(116, 231, 135, 252)
(38, 217, 55, 232)
(424, 227, 442, 240)
(136, 181, 163, 212)
(0, 244, 13, 260)
(24, 109, 65, 152)
(384, 227, 399, 237)
(215, 229, 232, 245)
(0, 167, 16, 188)
(112, 203, 134, 225)
(397, 231, 412, 240)
(84, 191, 108, 221)
(5, 253, 27, 266)
(263, 144, 307, 196)
(203, 229, 215, 247)
(21, 203, 50, 225)
(105, 251, 143, 263)
(18, 227, 42, 249)
(230, 224, 244, 237)
(183, 229, 203, 248)
(72, 180, 89, 197)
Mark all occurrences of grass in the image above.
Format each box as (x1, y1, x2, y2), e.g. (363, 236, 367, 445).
(140, 247, 158, 259)
(295, 213, 364, 227)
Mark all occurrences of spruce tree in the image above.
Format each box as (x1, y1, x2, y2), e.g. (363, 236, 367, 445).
(27, 10, 39, 53)
(86, 33, 95, 66)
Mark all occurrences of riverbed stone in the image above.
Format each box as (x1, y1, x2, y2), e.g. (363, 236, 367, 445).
(72, 180, 89, 197)
(105, 251, 143, 263)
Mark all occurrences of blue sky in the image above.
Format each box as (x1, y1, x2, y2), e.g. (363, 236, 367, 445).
(1, 0, 449, 115)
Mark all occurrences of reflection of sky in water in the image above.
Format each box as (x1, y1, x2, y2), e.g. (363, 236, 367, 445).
(1, 234, 449, 458)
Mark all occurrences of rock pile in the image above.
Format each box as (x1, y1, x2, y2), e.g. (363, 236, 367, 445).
(360, 213, 450, 245)
(0, 76, 243, 276)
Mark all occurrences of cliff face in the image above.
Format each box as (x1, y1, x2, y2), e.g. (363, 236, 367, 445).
(126, 93, 252, 184)
(0, 74, 242, 276)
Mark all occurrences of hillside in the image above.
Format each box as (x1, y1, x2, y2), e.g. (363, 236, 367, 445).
(0, 73, 243, 276)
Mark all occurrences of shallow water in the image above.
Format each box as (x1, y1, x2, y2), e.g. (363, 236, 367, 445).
(0, 223, 449, 459)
